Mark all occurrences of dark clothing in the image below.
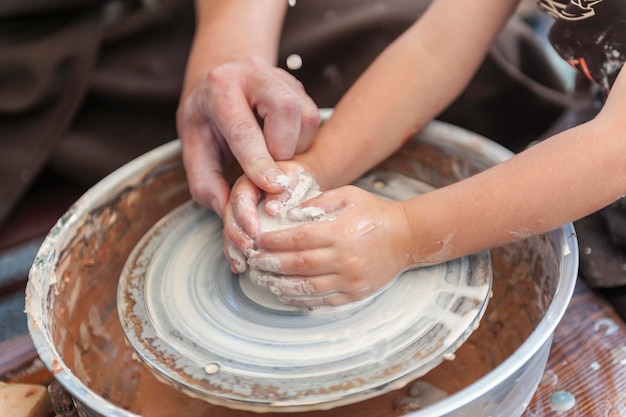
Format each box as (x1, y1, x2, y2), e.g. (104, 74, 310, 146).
(539, 0, 626, 286)
(0, 0, 195, 226)
(540, 0, 626, 92)
(0, 0, 574, 229)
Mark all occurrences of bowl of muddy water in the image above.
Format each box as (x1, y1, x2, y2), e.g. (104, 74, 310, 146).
(27, 114, 578, 417)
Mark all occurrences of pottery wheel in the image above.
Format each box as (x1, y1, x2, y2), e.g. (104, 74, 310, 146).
(117, 172, 492, 412)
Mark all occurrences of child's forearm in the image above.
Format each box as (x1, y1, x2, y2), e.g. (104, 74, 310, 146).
(401, 114, 626, 265)
(294, 0, 520, 189)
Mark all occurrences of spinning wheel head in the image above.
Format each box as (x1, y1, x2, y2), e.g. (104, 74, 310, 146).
(117, 173, 492, 412)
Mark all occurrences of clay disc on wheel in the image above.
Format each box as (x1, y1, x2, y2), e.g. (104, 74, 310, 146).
(117, 172, 492, 412)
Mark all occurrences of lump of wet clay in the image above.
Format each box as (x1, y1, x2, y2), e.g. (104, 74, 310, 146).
(255, 173, 326, 233)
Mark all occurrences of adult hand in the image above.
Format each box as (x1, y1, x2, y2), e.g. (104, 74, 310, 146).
(245, 186, 417, 307)
(177, 57, 320, 217)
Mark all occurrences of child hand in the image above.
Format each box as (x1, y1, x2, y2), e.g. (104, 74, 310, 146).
(247, 185, 416, 307)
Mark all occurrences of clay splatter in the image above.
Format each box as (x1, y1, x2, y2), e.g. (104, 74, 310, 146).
(549, 391, 575, 411)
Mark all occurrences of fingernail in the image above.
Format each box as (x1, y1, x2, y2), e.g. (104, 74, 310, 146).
(266, 169, 289, 188)
(266, 200, 282, 216)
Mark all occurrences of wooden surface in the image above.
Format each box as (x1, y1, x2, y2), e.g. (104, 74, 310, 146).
(2, 280, 626, 416)
(524, 280, 626, 416)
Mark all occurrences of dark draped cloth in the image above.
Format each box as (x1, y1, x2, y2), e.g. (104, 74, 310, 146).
(1, 0, 621, 287)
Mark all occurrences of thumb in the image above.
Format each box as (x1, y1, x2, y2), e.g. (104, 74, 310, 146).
(239, 155, 290, 194)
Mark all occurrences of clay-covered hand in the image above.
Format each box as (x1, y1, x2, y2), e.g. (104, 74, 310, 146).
(177, 57, 320, 217)
(222, 161, 316, 274)
(247, 186, 417, 307)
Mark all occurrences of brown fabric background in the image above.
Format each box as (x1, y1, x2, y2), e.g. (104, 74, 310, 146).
(0, 0, 573, 226)
(0, 0, 195, 226)
(1, 0, 622, 287)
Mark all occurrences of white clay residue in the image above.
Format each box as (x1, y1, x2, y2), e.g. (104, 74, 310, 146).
(352, 220, 380, 237)
(562, 243, 571, 256)
(238, 272, 301, 312)
(204, 363, 220, 375)
(88, 305, 112, 341)
(609, 346, 626, 366)
(507, 228, 536, 240)
(286, 54, 303, 70)
(549, 391, 576, 412)
(408, 381, 448, 405)
(226, 242, 247, 274)
(73, 345, 93, 385)
(393, 381, 448, 413)
(593, 318, 619, 336)
(419, 232, 456, 265)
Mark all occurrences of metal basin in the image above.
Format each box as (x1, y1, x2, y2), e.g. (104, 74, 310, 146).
(26, 118, 578, 417)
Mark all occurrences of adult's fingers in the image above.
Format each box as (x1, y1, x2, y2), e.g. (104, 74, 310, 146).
(278, 70, 320, 154)
(179, 58, 319, 213)
(257, 69, 320, 157)
(230, 176, 264, 237)
(179, 126, 231, 217)
(198, 63, 287, 195)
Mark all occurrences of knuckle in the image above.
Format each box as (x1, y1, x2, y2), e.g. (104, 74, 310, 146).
(301, 106, 321, 128)
(312, 280, 335, 295)
(243, 56, 265, 70)
(188, 182, 211, 207)
(291, 77, 306, 91)
(292, 255, 311, 274)
(223, 225, 244, 248)
(341, 185, 361, 200)
(274, 90, 301, 115)
(289, 230, 308, 247)
(346, 276, 364, 293)
(229, 119, 259, 144)
(204, 65, 233, 87)
(344, 254, 359, 268)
